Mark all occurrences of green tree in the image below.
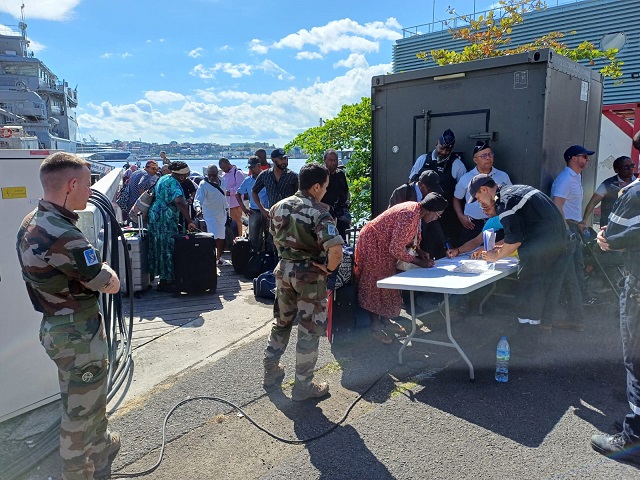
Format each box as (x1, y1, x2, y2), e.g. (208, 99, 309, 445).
(418, 0, 622, 80)
(285, 97, 372, 224)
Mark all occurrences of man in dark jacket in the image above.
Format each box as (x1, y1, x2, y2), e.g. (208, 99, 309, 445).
(389, 170, 447, 259)
(471, 174, 569, 354)
(408, 128, 467, 246)
(321, 149, 350, 238)
(591, 131, 640, 465)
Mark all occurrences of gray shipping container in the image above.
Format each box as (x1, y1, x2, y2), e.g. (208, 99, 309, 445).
(371, 49, 603, 216)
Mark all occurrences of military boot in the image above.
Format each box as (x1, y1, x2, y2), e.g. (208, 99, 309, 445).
(291, 381, 330, 402)
(263, 363, 285, 388)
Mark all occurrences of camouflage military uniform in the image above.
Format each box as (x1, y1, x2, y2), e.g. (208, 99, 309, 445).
(265, 191, 343, 387)
(16, 200, 117, 480)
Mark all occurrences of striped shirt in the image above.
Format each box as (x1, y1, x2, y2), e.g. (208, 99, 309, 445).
(252, 168, 299, 207)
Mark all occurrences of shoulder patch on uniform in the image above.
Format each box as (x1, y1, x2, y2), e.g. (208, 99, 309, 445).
(83, 248, 99, 267)
(328, 224, 337, 236)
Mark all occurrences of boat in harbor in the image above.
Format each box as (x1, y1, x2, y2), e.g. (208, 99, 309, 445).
(0, 5, 111, 176)
(77, 141, 131, 163)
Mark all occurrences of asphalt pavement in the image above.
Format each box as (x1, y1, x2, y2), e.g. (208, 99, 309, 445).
(3, 264, 639, 480)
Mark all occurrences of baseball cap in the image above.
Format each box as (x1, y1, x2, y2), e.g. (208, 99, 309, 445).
(438, 129, 455, 148)
(271, 148, 287, 159)
(468, 173, 495, 202)
(563, 145, 595, 162)
(473, 141, 490, 156)
(418, 170, 444, 194)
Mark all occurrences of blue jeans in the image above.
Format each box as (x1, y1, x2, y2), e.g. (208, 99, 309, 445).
(620, 273, 640, 442)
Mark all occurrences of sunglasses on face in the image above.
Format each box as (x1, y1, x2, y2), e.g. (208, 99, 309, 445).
(477, 152, 494, 160)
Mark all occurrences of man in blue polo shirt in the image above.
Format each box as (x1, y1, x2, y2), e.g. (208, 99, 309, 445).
(236, 156, 269, 251)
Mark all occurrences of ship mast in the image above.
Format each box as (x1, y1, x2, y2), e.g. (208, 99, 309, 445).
(18, 2, 30, 56)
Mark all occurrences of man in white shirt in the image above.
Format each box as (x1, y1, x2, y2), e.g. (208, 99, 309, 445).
(551, 145, 595, 326)
(453, 141, 512, 245)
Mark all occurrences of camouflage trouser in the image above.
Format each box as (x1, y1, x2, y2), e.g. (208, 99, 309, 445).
(264, 259, 328, 387)
(40, 305, 111, 480)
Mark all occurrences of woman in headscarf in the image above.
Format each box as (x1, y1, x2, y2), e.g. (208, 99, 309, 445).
(148, 161, 197, 291)
(355, 193, 448, 344)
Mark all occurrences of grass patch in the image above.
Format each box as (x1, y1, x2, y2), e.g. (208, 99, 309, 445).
(390, 381, 418, 398)
(318, 357, 353, 375)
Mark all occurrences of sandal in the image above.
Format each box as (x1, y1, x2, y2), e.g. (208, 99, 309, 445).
(382, 320, 407, 335)
(370, 329, 393, 345)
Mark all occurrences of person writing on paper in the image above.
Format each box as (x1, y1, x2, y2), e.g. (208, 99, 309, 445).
(446, 206, 513, 260)
(355, 193, 447, 344)
(469, 174, 569, 354)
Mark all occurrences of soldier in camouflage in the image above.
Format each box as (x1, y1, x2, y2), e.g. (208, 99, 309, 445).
(264, 163, 344, 401)
(16, 152, 122, 480)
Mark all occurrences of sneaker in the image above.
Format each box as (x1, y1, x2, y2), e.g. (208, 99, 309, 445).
(216, 259, 225, 267)
(263, 363, 285, 388)
(591, 433, 640, 465)
(94, 431, 121, 479)
(554, 320, 585, 332)
(291, 381, 330, 402)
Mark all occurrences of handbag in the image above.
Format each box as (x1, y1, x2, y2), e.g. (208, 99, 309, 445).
(129, 187, 156, 222)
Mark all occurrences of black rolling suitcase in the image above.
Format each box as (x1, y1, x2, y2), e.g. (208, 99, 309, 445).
(232, 236, 252, 274)
(173, 232, 217, 293)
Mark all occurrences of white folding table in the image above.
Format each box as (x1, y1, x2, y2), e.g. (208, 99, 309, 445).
(377, 258, 518, 381)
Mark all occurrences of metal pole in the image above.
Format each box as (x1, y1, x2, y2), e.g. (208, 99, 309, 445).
(432, 0, 435, 32)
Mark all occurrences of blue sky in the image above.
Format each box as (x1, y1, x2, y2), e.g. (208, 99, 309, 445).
(0, 0, 500, 145)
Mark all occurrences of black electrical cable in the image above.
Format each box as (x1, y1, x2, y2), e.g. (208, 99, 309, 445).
(3, 189, 134, 480)
(111, 368, 391, 478)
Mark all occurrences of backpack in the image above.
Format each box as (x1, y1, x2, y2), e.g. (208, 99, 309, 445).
(253, 270, 276, 300)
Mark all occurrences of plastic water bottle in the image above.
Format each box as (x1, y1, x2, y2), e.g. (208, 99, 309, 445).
(495, 336, 510, 383)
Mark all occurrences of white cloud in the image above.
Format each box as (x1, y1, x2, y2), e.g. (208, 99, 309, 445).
(266, 17, 402, 55)
(255, 60, 294, 80)
(144, 90, 187, 104)
(191, 62, 254, 79)
(191, 64, 216, 79)
(77, 61, 391, 145)
(159, 38, 165, 42)
(146, 39, 152, 44)
(100, 52, 131, 59)
(248, 39, 268, 54)
(217, 62, 253, 78)
(188, 47, 205, 58)
(219, 45, 231, 51)
(296, 51, 323, 61)
(0, 1, 81, 22)
(160, 73, 166, 77)
(334, 53, 369, 69)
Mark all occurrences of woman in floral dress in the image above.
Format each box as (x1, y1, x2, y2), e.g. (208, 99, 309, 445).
(148, 161, 196, 291)
(355, 193, 448, 344)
